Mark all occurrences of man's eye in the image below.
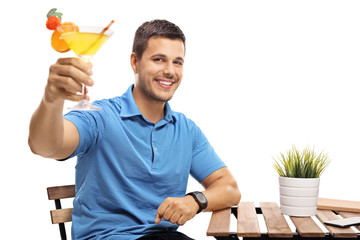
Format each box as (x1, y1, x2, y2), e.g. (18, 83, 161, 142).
(154, 58, 164, 62)
(174, 61, 183, 66)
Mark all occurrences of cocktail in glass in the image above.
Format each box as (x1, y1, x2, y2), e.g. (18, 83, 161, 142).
(58, 23, 113, 110)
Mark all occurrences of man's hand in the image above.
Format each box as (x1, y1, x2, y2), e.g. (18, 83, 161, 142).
(45, 58, 94, 105)
(28, 58, 91, 159)
(155, 195, 199, 226)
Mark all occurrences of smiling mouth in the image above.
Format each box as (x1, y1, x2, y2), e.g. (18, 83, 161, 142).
(160, 80, 172, 85)
(155, 79, 174, 88)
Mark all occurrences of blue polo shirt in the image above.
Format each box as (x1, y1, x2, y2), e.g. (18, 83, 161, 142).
(64, 85, 226, 240)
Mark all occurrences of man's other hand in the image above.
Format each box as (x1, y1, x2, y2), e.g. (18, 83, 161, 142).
(155, 195, 199, 225)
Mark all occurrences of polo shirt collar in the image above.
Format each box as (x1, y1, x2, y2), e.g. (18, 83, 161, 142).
(119, 85, 142, 118)
(164, 102, 176, 123)
(120, 84, 176, 123)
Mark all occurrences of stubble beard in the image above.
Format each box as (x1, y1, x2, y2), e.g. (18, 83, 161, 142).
(145, 84, 175, 103)
(138, 75, 179, 103)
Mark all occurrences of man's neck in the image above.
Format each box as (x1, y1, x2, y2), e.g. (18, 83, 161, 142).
(132, 88, 166, 124)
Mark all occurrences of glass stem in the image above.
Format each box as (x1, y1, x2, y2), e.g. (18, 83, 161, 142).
(80, 57, 91, 101)
(82, 84, 87, 100)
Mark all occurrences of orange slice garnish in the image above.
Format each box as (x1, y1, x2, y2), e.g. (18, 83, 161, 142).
(51, 22, 79, 53)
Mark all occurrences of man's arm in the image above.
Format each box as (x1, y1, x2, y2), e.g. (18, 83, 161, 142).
(155, 167, 240, 225)
(200, 167, 241, 211)
(28, 58, 94, 159)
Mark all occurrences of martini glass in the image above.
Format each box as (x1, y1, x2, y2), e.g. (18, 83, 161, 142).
(58, 22, 113, 110)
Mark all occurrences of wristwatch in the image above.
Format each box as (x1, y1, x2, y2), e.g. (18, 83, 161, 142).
(186, 191, 208, 214)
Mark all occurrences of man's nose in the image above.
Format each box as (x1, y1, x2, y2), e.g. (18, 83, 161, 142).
(163, 62, 175, 78)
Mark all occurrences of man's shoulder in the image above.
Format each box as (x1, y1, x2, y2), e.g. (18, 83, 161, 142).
(171, 111, 198, 129)
(92, 96, 123, 113)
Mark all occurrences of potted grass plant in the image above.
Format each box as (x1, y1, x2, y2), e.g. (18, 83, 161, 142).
(273, 146, 330, 216)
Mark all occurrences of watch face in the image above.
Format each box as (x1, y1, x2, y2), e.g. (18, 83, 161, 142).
(196, 193, 206, 203)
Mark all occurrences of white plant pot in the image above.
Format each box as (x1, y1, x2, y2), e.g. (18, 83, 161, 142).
(279, 176, 320, 217)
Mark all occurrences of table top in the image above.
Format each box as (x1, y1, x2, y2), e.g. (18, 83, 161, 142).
(207, 201, 360, 239)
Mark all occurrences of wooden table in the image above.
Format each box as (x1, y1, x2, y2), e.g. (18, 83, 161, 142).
(207, 202, 360, 239)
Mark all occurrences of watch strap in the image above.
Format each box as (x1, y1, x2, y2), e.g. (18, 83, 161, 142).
(186, 191, 208, 214)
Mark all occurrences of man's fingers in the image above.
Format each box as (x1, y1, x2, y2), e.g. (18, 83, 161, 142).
(156, 198, 170, 216)
(58, 88, 89, 102)
(155, 196, 197, 226)
(177, 215, 188, 226)
(155, 213, 162, 224)
(65, 92, 86, 102)
(169, 211, 181, 224)
(156, 208, 189, 226)
(45, 57, 94, 103)
(50, 63, 94, 87)
(155, 198, 172, 224)
(50, 74, 83, 94)
(57, 57, 93, 77)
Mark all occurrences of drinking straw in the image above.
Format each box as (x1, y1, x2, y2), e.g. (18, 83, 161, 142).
(100, 20, 115, 34)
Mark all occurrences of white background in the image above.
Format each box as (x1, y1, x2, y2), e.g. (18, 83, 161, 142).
(1, 0, 359, 239)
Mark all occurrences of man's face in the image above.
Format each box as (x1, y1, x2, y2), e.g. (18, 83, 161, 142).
(132, 36, 185, 103)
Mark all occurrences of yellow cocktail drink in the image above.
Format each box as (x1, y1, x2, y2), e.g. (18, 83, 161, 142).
(56, 23, 113, 110)
(61, 32, 110, 58)
(47, 8, 114, 111)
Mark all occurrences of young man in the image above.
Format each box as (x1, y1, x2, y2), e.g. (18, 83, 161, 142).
(29, 20, 240, 239)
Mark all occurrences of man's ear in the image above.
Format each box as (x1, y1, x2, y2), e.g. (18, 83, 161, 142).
(130, 52, 138, 73)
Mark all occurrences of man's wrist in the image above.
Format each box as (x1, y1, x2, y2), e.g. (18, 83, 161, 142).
(43, 90, 65, 108)
(185, 194, 200, 214)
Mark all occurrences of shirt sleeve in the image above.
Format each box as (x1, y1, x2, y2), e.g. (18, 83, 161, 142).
(190, 122, 226, 183)
(63, 110, 102, 159)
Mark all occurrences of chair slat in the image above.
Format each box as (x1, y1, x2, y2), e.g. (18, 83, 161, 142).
(50, 208, 73, 224)
(290, 216, 325, 238)
(47, 185, 75, 200)
(206, 208, 231, 236)
(260, 202, 293, 238)
(316, 209, 357, 238)
(237, 202, 261, 237)
(339, 211, 360, 231)
(318, 198, 360, 213)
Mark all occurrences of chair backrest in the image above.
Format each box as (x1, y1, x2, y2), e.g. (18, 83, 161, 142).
(47, 185, 75, 240)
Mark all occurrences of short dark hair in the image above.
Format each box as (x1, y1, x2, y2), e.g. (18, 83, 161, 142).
(132, 19, 186, 59)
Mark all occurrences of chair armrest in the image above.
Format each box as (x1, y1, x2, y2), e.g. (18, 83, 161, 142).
(206, 208, 231, 236)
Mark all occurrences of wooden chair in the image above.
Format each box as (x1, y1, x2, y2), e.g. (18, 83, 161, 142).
(47, 185, 75, 240)
(207, 201, 360, 239)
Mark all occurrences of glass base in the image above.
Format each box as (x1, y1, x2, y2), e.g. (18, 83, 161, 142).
(68, 100, 101, 111)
